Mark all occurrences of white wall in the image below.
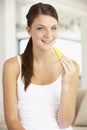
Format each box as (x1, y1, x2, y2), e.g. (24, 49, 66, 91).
(0, 0, 5, 102)
(81, 17, 87, 88)
(0, 0, 17, 102)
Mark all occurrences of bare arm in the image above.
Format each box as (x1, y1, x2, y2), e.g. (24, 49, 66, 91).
(58, 56, 80, 128)
(2, 57, 25, 130)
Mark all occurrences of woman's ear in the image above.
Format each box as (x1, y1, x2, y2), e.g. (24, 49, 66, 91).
(26, 26, 31, 35)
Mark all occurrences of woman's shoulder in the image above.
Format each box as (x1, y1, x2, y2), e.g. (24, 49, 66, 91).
(3, 56, 19, 67)
(3, 56, 21, 77)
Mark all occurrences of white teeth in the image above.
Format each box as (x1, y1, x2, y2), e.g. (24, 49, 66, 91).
(42, 40, 52, 43)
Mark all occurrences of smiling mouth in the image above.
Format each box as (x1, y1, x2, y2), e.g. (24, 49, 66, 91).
(42, 40, 53, 44)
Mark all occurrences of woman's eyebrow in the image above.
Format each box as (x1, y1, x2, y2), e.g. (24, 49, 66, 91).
(37, 24, 58, 27)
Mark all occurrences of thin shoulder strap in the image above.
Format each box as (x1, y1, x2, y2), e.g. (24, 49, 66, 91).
(17, 55, 21, 75)
(52, 47, 63, 59)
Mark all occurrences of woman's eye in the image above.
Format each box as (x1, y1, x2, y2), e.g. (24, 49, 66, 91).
(37, 27, 45, 30)
(52, 27, 58, 31)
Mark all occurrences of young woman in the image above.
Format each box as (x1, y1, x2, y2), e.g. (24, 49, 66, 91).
(2, 2, 79, 130)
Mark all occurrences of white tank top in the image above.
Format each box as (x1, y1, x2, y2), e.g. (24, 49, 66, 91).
(16, 56, 73, 130)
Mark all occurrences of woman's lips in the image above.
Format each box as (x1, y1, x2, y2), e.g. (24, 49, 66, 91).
(42, 40, 53, 44)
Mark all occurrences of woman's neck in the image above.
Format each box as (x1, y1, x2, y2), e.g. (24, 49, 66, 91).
(33, 46, 54, 65)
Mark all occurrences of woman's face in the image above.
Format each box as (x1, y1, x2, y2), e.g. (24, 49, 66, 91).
(27, 14, 58, 50)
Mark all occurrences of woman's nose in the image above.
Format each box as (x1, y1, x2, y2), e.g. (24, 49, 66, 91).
(44, 29, 52, 38)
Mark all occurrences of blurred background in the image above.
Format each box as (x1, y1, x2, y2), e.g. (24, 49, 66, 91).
(0, 0, 87, 103)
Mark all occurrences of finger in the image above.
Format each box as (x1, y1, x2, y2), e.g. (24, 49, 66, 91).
(60, 57, 75, 72)
(61, 56, 75, 68)
(60, 60, 69, 73)
(61, 56, 73, 64)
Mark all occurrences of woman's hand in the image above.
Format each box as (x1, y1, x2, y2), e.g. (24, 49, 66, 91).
(60, 56, 79, 87)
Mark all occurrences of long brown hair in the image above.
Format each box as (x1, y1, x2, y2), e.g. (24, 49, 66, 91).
(22, 2, 59, 91)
